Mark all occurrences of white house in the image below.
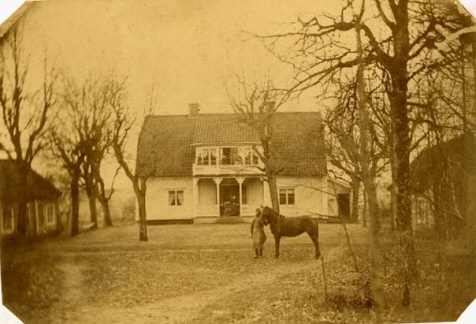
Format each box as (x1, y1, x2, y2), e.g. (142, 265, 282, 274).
(135, 104, 350, 224)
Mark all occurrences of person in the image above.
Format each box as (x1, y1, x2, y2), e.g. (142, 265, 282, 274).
(250, 208, 266, 258)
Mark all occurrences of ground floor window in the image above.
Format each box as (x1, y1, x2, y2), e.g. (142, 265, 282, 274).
(46, 204, 55, 224)
(2, 207, 14, 232)
(169, 190, 184, 206)
(279, 188, 295, 205)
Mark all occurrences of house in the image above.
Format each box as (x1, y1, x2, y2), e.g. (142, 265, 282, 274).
(0, 160, 61, 236)
(406, 134, 476, 233)
(135, 104, 350, 224)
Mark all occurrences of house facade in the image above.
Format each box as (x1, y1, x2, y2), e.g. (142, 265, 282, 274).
(136, 105, 349, 223)
(0, 160, 61, 237)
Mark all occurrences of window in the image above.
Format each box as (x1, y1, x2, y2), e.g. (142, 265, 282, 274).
(47, 204, 55, 223)
(169, 190, 184, 206)
(279, 188, 295, 205)
(221, 148, 240, 165)
(243, 148, 259, 165)
(196, 148, 217, 165)
(2, 207, 14, 232)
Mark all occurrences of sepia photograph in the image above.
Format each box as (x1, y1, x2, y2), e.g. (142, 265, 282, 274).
(0, 0, 475, 323)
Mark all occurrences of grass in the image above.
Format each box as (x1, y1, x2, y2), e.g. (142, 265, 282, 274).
(1, 223, 474, 323)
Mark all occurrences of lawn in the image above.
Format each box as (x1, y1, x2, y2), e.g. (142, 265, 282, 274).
(1, 223, 474, 323)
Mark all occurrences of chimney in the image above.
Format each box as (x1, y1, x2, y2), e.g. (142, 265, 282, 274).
(189, 103, 200, 117)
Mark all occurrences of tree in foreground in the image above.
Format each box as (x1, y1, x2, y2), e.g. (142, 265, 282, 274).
(259, 0, 467, 307)
(0, 24, 57, 237)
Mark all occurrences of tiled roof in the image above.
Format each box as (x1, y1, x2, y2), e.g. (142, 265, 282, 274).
(0, 160, 61, 203)
(193, 114, 259, 144)
(136, 112, 327, 177)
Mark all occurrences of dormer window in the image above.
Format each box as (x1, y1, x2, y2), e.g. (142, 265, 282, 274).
(197, 148, 217, 165)
(221, 147, 240, 165)
(242, 148, 259, 165)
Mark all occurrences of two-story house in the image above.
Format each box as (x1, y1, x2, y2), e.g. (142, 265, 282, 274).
(135, 104, 350, 224)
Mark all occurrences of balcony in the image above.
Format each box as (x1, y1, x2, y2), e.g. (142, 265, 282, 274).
(193, 163, 264, 176)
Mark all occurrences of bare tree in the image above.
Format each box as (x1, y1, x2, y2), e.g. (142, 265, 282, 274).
(227, 76, 290, 213)
(258, 0, 467, 306)
(0, 24, 57, 236)
(50, 128, 86, 237)
(110, 89, 155, 242)
(61, 75, 124, 228)
(110, 89, 159, 241)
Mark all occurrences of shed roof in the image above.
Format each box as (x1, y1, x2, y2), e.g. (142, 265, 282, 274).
(0, 160, 61, 203)
(136, 112, 327, 177)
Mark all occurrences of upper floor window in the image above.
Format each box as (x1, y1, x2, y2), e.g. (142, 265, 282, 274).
(195, 146, 262, 167)
(221, 147, 241, 165)
(197, 148, 217, 166)
(169, 190, 184, 206)
(279, 188, 295, 205)
(243, 148, 259, 165)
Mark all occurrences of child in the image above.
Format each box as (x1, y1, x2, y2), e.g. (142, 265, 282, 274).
(250, 208, 267, 258)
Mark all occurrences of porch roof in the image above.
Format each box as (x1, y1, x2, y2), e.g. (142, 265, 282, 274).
(136, 112, 327, 177)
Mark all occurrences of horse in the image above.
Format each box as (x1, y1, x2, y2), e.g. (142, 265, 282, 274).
(260, 206, 321, 259)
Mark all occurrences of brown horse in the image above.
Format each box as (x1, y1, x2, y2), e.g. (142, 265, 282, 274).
(260, 206, 321, 259)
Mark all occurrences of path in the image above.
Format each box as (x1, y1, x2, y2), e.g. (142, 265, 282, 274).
(56, 246, 343, 324)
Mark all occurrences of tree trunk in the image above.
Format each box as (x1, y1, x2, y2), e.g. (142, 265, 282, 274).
(99, 197, 113, 227)
(389, 75, 415, 307)
(96, 177, 113, 227)
(363, 190, 367, 228)
(351, 179, 360, 223)
(357, 63, 384, 317)
(267, 172, 280, 214)
(71, 173, 80, 236)
(135, 177, 148, 242)
(388, 4, 415, 306)
(87, 191, 98, 227)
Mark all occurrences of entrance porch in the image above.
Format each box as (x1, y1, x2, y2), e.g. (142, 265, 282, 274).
(194, 177, 263, 221)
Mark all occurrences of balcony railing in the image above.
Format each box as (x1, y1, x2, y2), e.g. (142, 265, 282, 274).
(193, 163, 264, 176)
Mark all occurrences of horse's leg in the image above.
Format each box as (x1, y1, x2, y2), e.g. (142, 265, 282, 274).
(274, 235, 280, 258)
(309, 230, 321, 259)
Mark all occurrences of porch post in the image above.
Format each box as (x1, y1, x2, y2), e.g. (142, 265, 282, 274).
(213, 177, 222, 216)
(236, 177, 244, 216)
(260, 176, 266, 206)
(193, 178, 199, 218)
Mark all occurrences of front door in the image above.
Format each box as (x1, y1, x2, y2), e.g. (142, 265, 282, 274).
(220, 185, 240, 216)
(337, 194, 350, 221)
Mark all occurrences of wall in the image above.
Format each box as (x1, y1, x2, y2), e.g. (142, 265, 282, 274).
(262, 176, 328, 217)
(146, 177, 193, 220)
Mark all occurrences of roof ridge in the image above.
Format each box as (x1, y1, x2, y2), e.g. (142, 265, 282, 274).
(146, 111, 321, 118)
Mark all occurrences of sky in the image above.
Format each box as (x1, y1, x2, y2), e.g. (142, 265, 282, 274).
(7, 0, 343, 116)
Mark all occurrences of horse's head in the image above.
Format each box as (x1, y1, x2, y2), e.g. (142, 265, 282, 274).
(260, 205, 276, 225)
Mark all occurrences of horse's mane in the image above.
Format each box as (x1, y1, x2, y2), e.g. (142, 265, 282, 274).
(263, 206, 285, 224)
